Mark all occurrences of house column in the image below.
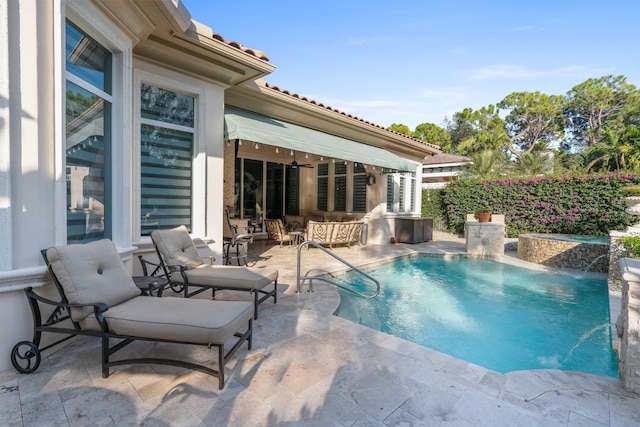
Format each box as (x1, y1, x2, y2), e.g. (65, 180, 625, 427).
(0, 0, 12, 271)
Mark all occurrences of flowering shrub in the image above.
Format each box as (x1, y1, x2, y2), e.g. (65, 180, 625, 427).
(441, 173, 640, 236)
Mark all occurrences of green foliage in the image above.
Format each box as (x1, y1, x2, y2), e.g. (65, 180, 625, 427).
(412, 123, 451, 149)
(388, 123, 413, 137)
(421, 188, 446, 230)
(619, 235, 640, 258)
(443, 105, 509, 155)
(461, 149, 508, 179)
(497, 91, 565, 164)
(441, 173, 640, 236)
(563, 75, 640, 150)
(620, 185, 640, 196)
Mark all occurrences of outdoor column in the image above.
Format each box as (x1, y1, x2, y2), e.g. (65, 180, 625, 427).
(619, 258, 640, 392)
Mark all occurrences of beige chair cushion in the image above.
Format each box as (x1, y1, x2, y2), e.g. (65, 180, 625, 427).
(46, 239, 140, 322)
(81, 296, 253, 345)
(171, 265, 278, 290)
(151, 225, 204, 269)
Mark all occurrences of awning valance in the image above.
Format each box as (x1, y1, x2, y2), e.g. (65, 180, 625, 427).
(224, 107, 419, 172)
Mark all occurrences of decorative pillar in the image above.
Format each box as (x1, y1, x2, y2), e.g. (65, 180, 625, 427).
(619, 258, 640, 393)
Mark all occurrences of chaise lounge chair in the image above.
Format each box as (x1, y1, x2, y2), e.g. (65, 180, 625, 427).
(150, 225, 278, 319)
(11, 239, 253, 389)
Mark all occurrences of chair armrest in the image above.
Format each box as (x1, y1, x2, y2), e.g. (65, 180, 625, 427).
(137, 255, 163, 277)
(25, 287, 110, 331)
(25, 287, 109, 313)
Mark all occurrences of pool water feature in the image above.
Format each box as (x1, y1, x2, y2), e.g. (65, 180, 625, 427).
(334, 255, 618, 377)
(518, 233, 610, 272)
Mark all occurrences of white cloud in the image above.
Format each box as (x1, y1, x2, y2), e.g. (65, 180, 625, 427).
(461, 64, 616, 81)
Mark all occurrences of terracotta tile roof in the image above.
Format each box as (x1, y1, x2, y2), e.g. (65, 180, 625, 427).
(263, 82, 440, 150)
(211, 33, 270, 61)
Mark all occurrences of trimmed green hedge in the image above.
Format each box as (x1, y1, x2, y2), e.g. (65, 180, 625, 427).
(440, 173, 640, 236)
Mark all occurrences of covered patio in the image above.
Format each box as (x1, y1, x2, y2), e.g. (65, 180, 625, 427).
(3, 234, 639, 426)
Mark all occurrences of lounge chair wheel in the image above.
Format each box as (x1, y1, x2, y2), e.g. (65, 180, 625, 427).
(11, 341, 41, 374)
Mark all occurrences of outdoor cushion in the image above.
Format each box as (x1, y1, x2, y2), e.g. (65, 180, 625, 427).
(151, 225, 203, 269)
(46, 239, 140, 322)
(81, 296, 254, 345)
(170, 264, 279, 290)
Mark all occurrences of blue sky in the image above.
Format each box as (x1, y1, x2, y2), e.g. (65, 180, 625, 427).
(181, 0, 640, 130)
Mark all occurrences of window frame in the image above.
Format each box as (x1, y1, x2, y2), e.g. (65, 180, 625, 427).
(63, 17, 114, 243)
(386, 172, 417, 214)
(59, 4, 133, 248)
(133, 69, 205, 242)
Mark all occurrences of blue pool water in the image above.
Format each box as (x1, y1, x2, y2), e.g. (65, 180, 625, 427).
(334, 256, 618, 377)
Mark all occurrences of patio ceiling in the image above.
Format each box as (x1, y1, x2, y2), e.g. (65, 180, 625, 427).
(224, 107, 420, 172)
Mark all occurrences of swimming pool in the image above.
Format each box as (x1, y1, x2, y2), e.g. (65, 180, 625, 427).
(334, 255, 618, 377)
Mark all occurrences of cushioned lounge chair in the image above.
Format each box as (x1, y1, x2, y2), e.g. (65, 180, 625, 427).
(150, 225, 278, 319)
(11, 239, 253, 389)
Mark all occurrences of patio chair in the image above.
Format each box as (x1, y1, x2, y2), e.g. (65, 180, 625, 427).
(264, 218, 294, 247)
(10, 239, 253, 389)
(223, 208, 254, 265)
(150, 225, 278, 319)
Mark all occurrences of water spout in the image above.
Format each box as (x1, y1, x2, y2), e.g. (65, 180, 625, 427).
(584, 253, 609, 272)
(563, 323, 610, 364)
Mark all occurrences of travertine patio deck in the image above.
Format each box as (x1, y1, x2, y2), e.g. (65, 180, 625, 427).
(2, 232, 639, 426)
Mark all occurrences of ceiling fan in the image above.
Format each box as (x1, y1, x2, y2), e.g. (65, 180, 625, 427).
(289, 151, 313, 169)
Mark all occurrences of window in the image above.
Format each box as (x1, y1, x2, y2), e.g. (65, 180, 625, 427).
(139, 83, 195, 234)
(386, 173, 415, 213)
(352, 163, 367, 212)
(386, 175, 394, 210)
(317, 163, 328, 211)
(334, 161, 347, 212)
(285, 166, 300, 215)
(232, 157, 300, 227)
(65, 21, 113, 243)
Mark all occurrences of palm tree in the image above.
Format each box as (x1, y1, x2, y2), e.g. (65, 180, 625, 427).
(584, 127, 633, 172)
(461, 149, 508, 179)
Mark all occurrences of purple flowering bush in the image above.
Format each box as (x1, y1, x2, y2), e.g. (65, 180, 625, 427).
(441, 173, 640, 237)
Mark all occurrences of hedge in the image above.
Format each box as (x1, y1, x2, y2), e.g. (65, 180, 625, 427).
(440, 173, 640, 237)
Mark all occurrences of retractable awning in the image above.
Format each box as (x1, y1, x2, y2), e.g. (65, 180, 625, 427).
(224, 107, 419, 172)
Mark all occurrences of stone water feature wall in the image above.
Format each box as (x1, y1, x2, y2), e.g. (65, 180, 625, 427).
(517, 234, 610, 273)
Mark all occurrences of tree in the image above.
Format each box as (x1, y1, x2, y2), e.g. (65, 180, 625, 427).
(444, 106, 508, 155)
(388, 123, 413, 137)
(563, 75, 640, 150)
(412, 122, 451, 150)
(497, 91, 565, 166)
(509, 151, 555, 176)
(584, 125, 639, 172)
(460, 149, 508, 179)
